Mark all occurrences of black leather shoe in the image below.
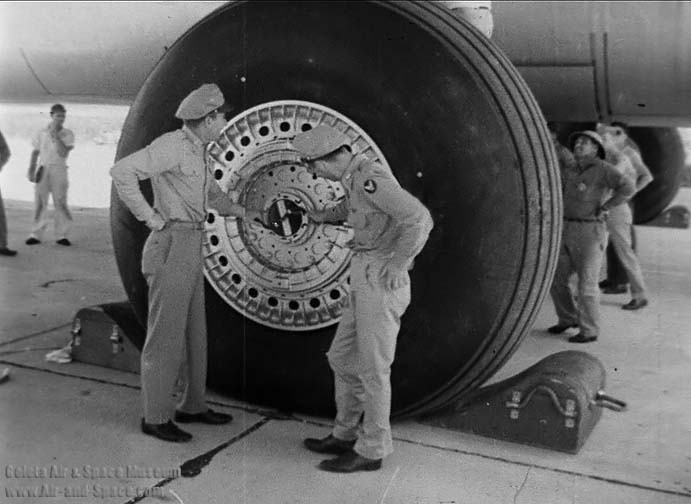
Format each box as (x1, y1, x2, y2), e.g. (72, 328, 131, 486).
(56, 238, 71, 246)
(568, 333, 597, 343)
(141, 419, 192, 442)
(602, 284, 627, 294)
(622, 298, 648, 310)
(25, 237, 40, 245)
(318, 450, 382, 473)
(174, 409, 233, 425)
(547, 323, 578, 334)
(304, 435, 356, 455)
(0, 247, 17, 256)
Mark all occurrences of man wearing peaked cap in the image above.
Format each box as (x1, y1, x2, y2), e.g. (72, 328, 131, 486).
(547, 129, 635, 344)
(110, 83, 259, 443)
(293, 125, 434, 473)
(291, 125, 352, 161)
(175, 83, 229, 120)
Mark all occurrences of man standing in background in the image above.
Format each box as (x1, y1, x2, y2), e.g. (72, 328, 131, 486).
(597, 122, 653, 310)
(0, 129, 17, 256)
(26, 104, 75, 247)
(548, 131, 635, 343)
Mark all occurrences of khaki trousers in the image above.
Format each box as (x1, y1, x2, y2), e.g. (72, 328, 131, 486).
(30, 164, 72, 240)
(140, 224, 208, 424)
(607, 204, 647, 300)
(328, 253, 411, 460)
(550, 221, 608, 337)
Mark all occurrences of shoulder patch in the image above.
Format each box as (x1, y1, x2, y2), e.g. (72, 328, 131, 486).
(364, 179, 377, 193)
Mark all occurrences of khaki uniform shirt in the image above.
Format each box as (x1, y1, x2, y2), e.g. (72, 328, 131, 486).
(562, 157, 635, 220)
(32, 125, 75, 168)
(316, 155, 433, 268)
(110, 127, 209, 224)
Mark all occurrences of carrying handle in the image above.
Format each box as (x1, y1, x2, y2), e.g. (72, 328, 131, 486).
(594, 391, 627, 412)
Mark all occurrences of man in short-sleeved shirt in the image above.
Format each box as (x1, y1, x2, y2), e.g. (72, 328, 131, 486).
(548, 131, 635, 343)
(293, 125, 433, 473)
(26, 104, 75, 246)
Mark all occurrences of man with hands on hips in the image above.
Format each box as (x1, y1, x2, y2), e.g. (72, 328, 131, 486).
(110, 83, 260, 443)
(292, 125, 433, 473)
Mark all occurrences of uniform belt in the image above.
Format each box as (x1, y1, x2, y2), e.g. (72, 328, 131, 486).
(564, 217, 604, 223)
(167, 220, 205, 230)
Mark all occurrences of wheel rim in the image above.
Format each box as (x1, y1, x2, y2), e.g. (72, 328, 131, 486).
(204, 100, 389, 330)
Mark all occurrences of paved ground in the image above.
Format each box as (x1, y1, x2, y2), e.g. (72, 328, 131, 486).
(0, 193, 689, 504)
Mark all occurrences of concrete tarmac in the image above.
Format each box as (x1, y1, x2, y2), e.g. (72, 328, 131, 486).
(0, 193, 690, 504)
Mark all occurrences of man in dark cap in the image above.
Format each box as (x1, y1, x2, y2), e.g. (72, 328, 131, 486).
(110, 83, 258, 442)
(547, 130, 635, 343)
(292, 125, 433, 473)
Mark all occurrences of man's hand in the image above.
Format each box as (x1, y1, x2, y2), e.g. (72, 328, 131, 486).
(596, 202, 610, 218)
(147, 212, 166, 231)
(245, 209, 264, 224)
(379, 261, 409, 291)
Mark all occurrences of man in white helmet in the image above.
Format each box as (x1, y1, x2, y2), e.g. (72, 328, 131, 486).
(548, 131, 635, 343)
(292, 125, 433, 473)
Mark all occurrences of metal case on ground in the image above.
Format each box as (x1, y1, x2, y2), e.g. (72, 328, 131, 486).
(420, 351, 625, 453)
(70, 303, 141, 374)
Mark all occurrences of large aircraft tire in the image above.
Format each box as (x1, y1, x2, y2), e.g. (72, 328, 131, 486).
(626, 127, 685, 224)
(111, 1, 560, 418)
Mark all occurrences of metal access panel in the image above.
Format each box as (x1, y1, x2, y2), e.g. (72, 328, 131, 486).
(71, 305, 141, 374)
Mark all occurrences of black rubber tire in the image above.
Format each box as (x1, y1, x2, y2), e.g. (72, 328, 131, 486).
(626, 127, 685, 224)
(111, 0, 561, 418)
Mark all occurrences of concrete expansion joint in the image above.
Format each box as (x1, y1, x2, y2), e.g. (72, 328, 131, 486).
(0, 322, 72, 348)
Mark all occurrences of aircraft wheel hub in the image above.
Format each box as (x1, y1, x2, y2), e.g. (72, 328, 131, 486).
(202, 100, 389, 331)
